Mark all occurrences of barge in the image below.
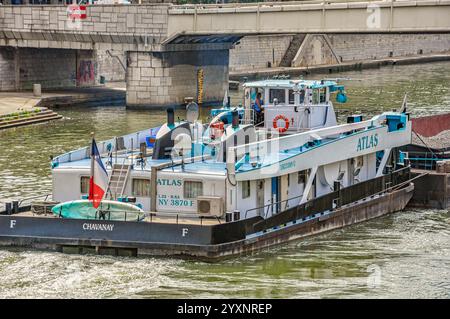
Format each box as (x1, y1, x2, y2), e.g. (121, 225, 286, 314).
(401, 112, 450, 209)
(0, 79, 419, 260)
(0, 171, 414, 260)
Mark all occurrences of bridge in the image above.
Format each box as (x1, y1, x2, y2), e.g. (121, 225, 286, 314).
(167, 0, 450, 39)
(0, 1, 450, 107)
(1, 1, 450, 48)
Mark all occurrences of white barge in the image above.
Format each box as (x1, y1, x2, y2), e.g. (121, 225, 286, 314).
(0, 79, 417, 260)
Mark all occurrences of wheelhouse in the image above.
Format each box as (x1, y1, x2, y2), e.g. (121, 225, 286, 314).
(242, 79, 347, 133)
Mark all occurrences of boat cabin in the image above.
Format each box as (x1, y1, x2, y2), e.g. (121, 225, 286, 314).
(241, 79, 346, 133)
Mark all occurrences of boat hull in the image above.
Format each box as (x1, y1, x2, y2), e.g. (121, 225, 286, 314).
(0, 184, 414, 261)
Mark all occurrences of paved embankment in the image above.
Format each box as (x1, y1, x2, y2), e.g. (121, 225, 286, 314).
(0, 83, 126, 130)
(230, 54, 450, 80)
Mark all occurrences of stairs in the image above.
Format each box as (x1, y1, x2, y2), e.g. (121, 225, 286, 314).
(0, 108, 62, 130)
(107, 163, 131, 200)
(279, 34, 306, 67)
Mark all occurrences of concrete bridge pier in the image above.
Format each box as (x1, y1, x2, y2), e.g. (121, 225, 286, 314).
(0, 47, 99, 91)
(126, 43, 233, 109)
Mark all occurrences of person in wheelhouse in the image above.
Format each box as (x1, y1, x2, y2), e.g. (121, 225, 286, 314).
(253, 92, 265, 125)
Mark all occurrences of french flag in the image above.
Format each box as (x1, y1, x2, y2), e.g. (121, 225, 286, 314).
(88, 139, 108, 209)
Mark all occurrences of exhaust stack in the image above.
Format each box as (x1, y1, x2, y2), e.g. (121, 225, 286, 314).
(167, 107, 175, 127)
(231, 110, 239, 129)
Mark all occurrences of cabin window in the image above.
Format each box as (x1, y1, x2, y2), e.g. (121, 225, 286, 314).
(299, 90, 305, 104)
(288, 90, 295, 104)
(319, 88, 327, 103)
(298, 170, 307, 184)
(80, 176, 90, 194)
(269, 89, 285, 104)
(312, 89, 320, 104)
(184, 180, 203, 199)
(242, 181, 251, 199)
(132, 178, 151, 197)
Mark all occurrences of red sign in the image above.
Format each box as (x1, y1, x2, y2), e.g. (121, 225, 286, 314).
(68, 5, 87, 20)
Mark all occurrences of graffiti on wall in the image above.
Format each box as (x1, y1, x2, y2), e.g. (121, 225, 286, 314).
(77, 60, 96, 86)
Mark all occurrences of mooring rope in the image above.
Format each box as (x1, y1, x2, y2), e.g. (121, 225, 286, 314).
(412, 129, 438, 160)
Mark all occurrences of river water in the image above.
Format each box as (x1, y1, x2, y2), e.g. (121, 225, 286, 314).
(0, 62, 449, 298)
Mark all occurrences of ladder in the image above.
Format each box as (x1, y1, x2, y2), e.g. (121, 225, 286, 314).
(106, 160, 131, 200)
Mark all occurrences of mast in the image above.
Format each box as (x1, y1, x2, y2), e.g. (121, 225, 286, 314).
(90, 132, 94, 196)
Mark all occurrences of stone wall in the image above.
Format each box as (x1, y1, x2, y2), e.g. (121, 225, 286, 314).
(231, 33, 450, 70)
(0, 4, 169, 50)
(127, 49, 229, 108)
(229, 35, 293, 71)
(0, 45, 125, 91)
(96, 49, 126, 82)
(0, 47, 98, 91)
(0, 47, 16, 91)
(327, 33, 450, 63)
(18, 48, 76, 89)
(291, 34, 339, 67)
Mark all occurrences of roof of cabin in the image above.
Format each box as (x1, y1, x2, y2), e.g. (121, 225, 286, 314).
(55, 156, 170, 171)
(160, 160, 227, 175)
(243, 79, 338, 89)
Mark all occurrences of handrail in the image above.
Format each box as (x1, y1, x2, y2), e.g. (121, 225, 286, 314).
(170, 0, 396, 12)
(86, 209, 215, 226)
(0, 193, 53, 214)
(227, 115, 381, 165)
(94, 209, 145, 222)
(246, 166, 413, 220)
(52, 127, 156, 165)
(245, 193, 304, 219)
(17, 193, 53, 206)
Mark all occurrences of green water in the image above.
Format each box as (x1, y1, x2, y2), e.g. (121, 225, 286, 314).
(0, 62, 449, 298)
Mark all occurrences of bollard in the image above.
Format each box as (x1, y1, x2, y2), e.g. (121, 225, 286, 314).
(225, 212, 233, 223)
(33, 84, 42, 97)
(233, 210, 240, 221)
(5, 202, 12, 215)
(12, 201, 19, 214)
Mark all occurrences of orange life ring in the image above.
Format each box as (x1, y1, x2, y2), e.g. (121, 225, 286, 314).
(273, 115, 290, 133)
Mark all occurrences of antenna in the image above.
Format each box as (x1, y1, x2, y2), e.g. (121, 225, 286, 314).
(400, 93, 408, 113)
(323, 77, 360, 82)
(186, 101, 199, 123)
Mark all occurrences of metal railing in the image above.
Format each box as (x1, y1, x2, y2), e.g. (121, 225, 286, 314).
(0, 193, 53, 214)
(93, 210, 144, 222)
(245, 194, 303, 219)
(247, 166, 413, 222)
(171, 0, 394, 11)
(405, 150, 449, 170)
(52, 127, 156, 165)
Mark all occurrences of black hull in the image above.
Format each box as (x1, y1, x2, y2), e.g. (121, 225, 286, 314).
(0, 184, 414, 261)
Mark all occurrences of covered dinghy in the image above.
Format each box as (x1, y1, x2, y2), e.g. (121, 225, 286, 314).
(51, 200, 145, 221)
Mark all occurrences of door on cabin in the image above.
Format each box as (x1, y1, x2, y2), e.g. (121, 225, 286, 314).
(271, 177, 279, 215)
(280, 174, 289, 212)
(256, 179, 266, 216)
(256, 179, 265, 217)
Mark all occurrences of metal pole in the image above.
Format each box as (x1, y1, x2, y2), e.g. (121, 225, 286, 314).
(90, 133, 94, 194)
(131, 138, 134, 166)
(115, 137, 118, 165)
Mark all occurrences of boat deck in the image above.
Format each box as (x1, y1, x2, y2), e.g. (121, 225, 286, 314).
(11, 210, 223, 226)
(55, 152, 170, 171)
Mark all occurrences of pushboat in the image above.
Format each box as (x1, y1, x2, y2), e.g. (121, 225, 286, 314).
(0, 79, 418, 260)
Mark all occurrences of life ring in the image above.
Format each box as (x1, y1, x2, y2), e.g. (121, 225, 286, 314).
(273, 115, 290, 133)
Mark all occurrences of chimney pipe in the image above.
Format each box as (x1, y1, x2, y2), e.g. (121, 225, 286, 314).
(231, 110, 239, 129)
(167, 107, 175, 127)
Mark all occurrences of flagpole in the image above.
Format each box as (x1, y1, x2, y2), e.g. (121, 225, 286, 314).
(90, 132, 95, 209)
(90, 132, 95, 183)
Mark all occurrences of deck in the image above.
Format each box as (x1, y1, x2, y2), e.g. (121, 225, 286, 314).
(12, 210, 222, 226)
